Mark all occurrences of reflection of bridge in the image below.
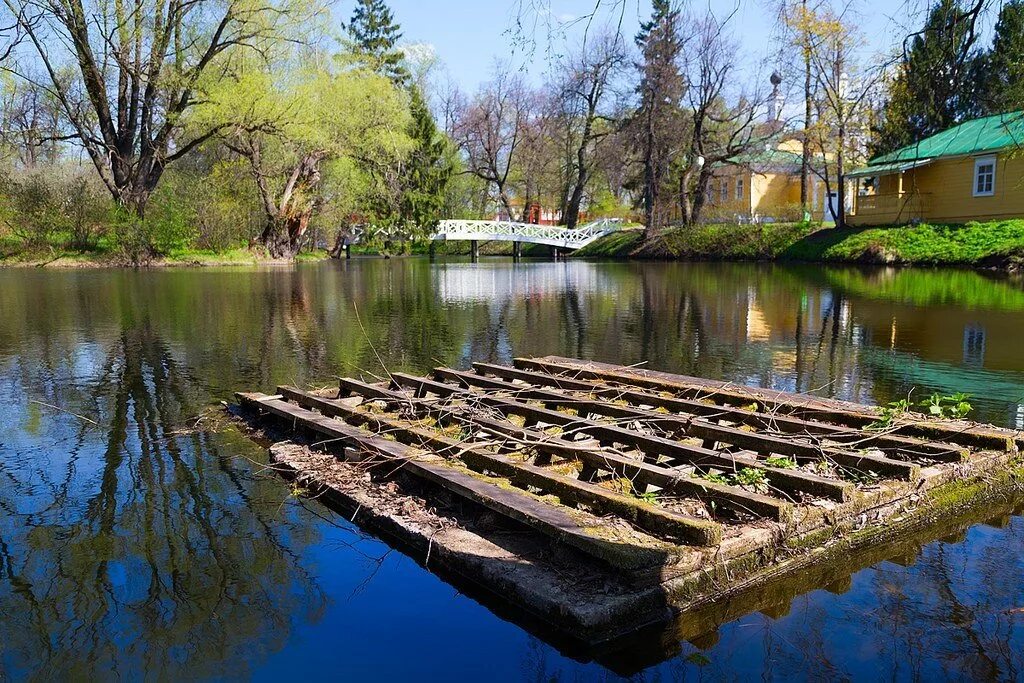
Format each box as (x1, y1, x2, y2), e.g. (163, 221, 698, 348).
(432, 218, 624, 256)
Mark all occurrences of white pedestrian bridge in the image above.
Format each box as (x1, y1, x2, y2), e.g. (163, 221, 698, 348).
(431, 218, 624, 250)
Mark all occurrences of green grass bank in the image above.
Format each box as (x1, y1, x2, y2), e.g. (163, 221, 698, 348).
(576, 220, 1024, 269)
(8, 219, 1024, 269)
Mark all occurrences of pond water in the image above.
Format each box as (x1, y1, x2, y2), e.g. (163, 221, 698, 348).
(0, 259, 1022, 680)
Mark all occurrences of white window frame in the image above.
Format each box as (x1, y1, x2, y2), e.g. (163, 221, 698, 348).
(735, 176, 744, 200)
(720, 178, 729, 202)
(973, 155, 996, 197)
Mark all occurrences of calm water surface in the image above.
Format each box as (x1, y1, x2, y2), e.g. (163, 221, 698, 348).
(1, 259, 1022, 681)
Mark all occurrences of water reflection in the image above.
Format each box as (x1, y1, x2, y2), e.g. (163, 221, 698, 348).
(0, 260, 1022, 679)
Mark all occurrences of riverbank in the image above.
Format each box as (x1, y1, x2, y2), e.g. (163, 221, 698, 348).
(577, 220, 1024, 269)
(7, 219, 1024, 269)
(0, 244, 333, 268)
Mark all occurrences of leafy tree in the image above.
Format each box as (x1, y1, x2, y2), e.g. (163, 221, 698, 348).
(198, 50, 412, 258)
(632, 0, 686, 237)
(873, 0, 982, 155)
(346, 0, 409, 86)
(775, 0, 829, 216)
(804, 4, 886, 229)
(0, 0, 318, 215)
(978, 0, 1024, 114)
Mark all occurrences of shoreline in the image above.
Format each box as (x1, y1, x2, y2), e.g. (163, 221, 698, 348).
(5, 219, 1024, 271)
(571, 221, 1024, 271)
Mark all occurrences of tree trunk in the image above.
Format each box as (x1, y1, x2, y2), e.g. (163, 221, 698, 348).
(801, 0, 811, 214)
(260, 151, 324, 258)
(836, 126, 846, 230)
(689, 170, 710, 226)
(565, 170, 587, 230)
(642, 108, 657, 239)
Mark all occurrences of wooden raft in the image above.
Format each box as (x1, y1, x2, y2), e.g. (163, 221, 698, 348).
(235, 355, 1023, 644)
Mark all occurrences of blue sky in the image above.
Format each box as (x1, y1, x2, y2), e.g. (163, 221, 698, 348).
(379, 0, 915, 92)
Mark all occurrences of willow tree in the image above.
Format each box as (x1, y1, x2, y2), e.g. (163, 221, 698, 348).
(0, 0, 319, 214)
(197, 54, 411, 258)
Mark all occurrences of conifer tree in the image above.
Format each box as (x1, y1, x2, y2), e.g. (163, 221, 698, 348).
(346, 0, 409, 86)
(633, 0, 685, 237)
(400, 86, 454, 235)
(978, 0, 1024, 114)
(872, 0, 981, 155)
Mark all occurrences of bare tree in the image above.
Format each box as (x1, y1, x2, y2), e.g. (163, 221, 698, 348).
(553, 31, 626, 229)
(805, 1, 894, 228)
(453, 64, 530, 218)
(0, 8, 25, 62)
(677, 11, 771, 226)
(514, 90, 561, 221)
(0, 74, 61, 166)
(772, 0, 830, 217)
(1, 0, 311, 214)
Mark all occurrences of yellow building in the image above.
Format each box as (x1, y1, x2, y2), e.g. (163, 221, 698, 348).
(704, 138, 839, 223)
(847, 111, 1024, 226)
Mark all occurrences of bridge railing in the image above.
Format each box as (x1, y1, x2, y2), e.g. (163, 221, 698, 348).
(433, 218, 624, 248)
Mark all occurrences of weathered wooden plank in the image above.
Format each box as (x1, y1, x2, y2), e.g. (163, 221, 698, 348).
(236, 392, 675, 569)
(336, 378, 793, 521)
(474, 362, 968, 462)
(422, 369, 881, 494)
(439, 366, 913, 484)
(277, 386, 723, 545)
(518, 357, 1020, 453)
(390, 372, 843, 505)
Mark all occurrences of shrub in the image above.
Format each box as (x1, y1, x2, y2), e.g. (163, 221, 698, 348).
(112, 190, 196, 263)
(0, 165, 112, 250)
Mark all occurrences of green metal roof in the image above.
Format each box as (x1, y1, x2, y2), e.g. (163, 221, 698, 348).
(845, 158, 934, 178)
(729, 146, 803, 172)
(870, 111, 1024, 165)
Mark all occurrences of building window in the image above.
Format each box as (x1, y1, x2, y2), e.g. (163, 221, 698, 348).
(735, 177, 744, 200)
(973, 156, 996, 197)
(720, 179, 729, 202)
(706, 181, 714, 204)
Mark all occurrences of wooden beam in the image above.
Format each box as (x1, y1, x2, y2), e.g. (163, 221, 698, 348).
(474, 362, 967, 462)
(439, 366, 914, 483)
(516, 357, 1019, 453)
(277, 386, 723, 546)
(337, 377, 793, 522)
(390, 372, 851, 503)
(236, 392, 676, 569)
(428, 368, 880, 492)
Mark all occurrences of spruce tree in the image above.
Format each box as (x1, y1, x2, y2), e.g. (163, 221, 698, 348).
(633, 0, 685, 236)
(346, 1, 452, 240)
(872, 0, 980, 155)
(400, 86, 454, 236)
(978, 0, 1024, 114)
(346, 0, 409, 85)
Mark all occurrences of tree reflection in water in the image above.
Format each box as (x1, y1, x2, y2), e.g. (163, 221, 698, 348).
(0, 260, 1020, 679)
(0, 314, 328, 678)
